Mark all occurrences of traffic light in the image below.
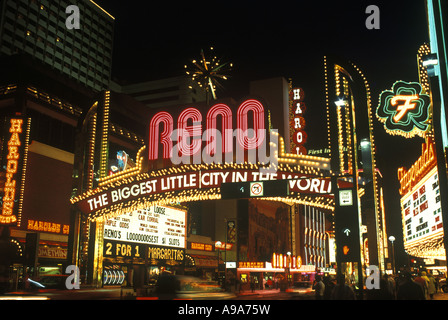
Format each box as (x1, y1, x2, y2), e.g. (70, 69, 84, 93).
(334, 187, 361, 262)
(220, 180, 289, 199)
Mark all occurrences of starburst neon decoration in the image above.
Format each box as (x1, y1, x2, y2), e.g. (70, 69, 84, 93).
(185, 47, 233, 102)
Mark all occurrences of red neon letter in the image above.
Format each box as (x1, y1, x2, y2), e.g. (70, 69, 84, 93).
(206, 103, 233, 155)
(177, 108, 202, 156)
(237, 99, 265, 149)
(148, 111, 173, 160)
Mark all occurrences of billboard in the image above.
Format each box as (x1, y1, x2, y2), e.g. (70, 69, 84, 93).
(103, 205, 186, 249)
(401, 166, 443, 252)
(398, 138, 445, 259)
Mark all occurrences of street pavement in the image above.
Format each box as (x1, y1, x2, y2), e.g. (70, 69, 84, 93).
(432, 292, 448, 300)
(235, 288, 448, 300)
(3, 286, 448, 300)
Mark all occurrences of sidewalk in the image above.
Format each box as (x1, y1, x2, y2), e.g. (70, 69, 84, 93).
(432, 292, 448, 300)
(236, 288, 282, 297)
(235, 289, 448, 300)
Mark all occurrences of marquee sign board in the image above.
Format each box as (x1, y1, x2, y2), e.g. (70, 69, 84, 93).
(104, 205, 186, 249)
(376, 81, 431, 138)
(397, 138, 444, 258)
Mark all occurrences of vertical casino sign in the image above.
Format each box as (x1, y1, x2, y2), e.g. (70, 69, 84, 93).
(290, 87, 307, 155)
(0, 117, 31, 225)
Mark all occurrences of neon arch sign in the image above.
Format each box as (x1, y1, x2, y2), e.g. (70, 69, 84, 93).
(71, 97, 335, 221)
(148, 99, 267, 162)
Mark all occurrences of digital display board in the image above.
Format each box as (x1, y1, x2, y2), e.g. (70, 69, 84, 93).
(103, 205, 186, 249)
(401, 166, 443, 248)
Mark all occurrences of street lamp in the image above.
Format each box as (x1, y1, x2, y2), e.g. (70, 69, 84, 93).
(215, 241, 222, 284)
(335, 96, 348, 107)
(388, 236, 396, 274)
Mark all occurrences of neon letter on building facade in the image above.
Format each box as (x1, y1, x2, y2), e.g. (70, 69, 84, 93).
(148, 99, 266, 162)
(148, 112, 173, 160)
(237, 99, 265, 150)
(177, 108, 202, 156)
(391, 95, 419, 122)
(206, 103, 233, 155)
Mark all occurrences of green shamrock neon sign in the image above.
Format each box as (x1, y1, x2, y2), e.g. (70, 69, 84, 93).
(376, 81, 431, 138)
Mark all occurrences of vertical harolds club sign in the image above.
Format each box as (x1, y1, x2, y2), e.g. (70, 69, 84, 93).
(0, 117, 30, 225)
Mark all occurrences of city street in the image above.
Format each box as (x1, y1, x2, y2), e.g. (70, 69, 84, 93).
(4, 286, 448, 301)
(0, 1, 447, 306)
(236, 288, 448, 300)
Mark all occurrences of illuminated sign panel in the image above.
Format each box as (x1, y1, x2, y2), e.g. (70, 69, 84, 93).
(271, 253, 302, 269)
(400, 166, 443, 253)
(148, 245, 184, 262)
(72, 96, 334, 222)
(0, 117, 30, 225)
(38, 246, 68, 259)
(27, 219, 70, 235)
(189, 242, 213, 251)
(215, 241, 233, 250)
(397, 140, 436, 196)
(103, 205, 186, 249)
(238, 261, 265, 269)
(104, 240, 144, 258)
(376, 81, 430, 138)
(221, 179, 290, 199)
(290, 87, 307, 155)
(398, 139, 444, 258)
(77, 170, 331, 216)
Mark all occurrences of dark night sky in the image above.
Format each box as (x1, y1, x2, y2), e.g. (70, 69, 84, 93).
(95, 0, 431, 267)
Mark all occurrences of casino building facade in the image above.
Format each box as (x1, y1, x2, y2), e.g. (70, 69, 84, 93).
(69, 78, 339, 291)
(0, 1, 394, 294)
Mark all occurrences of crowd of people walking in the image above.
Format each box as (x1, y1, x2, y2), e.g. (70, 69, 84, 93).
(312, 269, 444, 300)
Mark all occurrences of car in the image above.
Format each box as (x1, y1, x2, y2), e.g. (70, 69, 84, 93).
(439, 278, 448, 293)
(151, 274, 236, 300)
(0, 275, 68, 300)
(287, 281, 315, 299)
(34, 275, 70, 290)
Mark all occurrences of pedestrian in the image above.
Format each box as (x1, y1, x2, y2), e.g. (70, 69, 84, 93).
(435, 275, 440, 293)
(367, 278, 394, 300)
(331, 274, 355, 300)
(383, 274, 396, 299)
(397, 271, 425, 300)
(250, 278, 255, 293)
(267, 278, 273, 289)
(323, 275, 335, 300)
(313, 275, 325, 300)
(414, 271, 429, 299)
(23, 274, 30, 291)
(235, 278, 241, 293)
(427, 272, 436, 299)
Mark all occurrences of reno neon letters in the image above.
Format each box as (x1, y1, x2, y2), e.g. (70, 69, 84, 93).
(148, 99, 267, 162)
